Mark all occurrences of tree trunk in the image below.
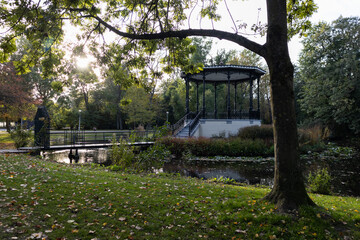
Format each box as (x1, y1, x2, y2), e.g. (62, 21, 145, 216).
(5, 116, 11, 132)
(83, 92, 90, 111)
(116, 85, 123, 130)
(263, 0, 315, 212)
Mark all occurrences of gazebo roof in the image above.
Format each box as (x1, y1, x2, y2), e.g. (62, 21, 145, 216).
(181, 65, 266, 83)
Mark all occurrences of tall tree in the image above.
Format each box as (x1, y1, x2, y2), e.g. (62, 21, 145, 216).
(122, 86, 158, 128)
(298, 17, 360, 136)
(190, 37, 213, 65)
(0, 0, 317, 211)
(0, 62, 35, 131)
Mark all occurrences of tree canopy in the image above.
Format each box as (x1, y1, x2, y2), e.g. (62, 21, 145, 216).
(298, 16, 360, 135)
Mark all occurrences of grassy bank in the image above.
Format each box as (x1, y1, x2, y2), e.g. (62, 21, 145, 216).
(0, 131, 15, 149)
(0, 154, 359, 239)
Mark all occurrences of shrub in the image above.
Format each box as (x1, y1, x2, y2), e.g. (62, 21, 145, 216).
(237, 125, 273, 140)
(208, 176, 236, 184)
(110, 137, 135, 170)
(158, 137, 273, 158)
(158, 137, 188, 159)
(298, 124, 324, 145)
(298, 124, 328, 153)
(307, 168, 332, 195)
(136, 143, 171, 172)
(10, 126, 33, 148)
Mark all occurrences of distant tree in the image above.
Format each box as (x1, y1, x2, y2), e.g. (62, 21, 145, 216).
(208, 49, 236, 66)
(68, 62, 98, 111)
(189, 37, 213, 65)
(0, 62, 35, 131)
(160, 78, 186, 123)
(23, 67, 57, 107)
(12, 37, 58, 107)
(298, 17, 360, 136)
(122, 86, 158, 128)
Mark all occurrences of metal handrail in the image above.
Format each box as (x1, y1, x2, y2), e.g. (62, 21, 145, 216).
(171, 113, 190, 136)
(189, 111, 201, 136)
(49, 130, 158, 146)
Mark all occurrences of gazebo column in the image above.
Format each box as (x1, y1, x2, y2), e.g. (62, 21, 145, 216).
(257, 77, 260, 111)
(185, 76, 190, 116)
(239, 82, 242, 118)
(202, 72, 206, 118)
(234, 83, 237, 118)
(214, 83, 217, 119)
(196, 82, 199, 112)
(227, 71, 231, 119)
(249, 78, 253, 118)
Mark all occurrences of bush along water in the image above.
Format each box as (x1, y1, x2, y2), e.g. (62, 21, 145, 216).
(110, 136, 135, 170)
(110, 134, 171, 172)
(158, 137, 274, 158)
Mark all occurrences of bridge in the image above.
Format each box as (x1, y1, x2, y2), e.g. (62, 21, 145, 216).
(24, 129, 158, 151)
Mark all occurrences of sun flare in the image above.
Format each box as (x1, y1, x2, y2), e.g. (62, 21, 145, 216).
(76, 57, 92, 69)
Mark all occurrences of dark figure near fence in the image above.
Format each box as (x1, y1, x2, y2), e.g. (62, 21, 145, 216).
(34, 106, 50, 149)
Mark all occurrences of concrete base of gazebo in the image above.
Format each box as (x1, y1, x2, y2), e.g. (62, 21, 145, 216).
(191, 119, 261, 138)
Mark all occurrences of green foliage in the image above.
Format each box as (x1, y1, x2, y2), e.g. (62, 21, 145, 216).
(110, 136, 135, 169)
(10, 126, 33, 148)
(159, 137, 273, 158)
(152, 125, 171, 139)
(287, 0, 318, 38)
(208, 176, 236, 185)
(122, 86, 158, 127)
(237, 125, 274, 141)
(298, 17, 360, 135)
(136, 143, 171, 172)
(110, 135, 170, 172)
(307, 168, 332, 195)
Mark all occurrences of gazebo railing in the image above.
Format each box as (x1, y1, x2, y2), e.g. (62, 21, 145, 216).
(204, 110, 260, 120)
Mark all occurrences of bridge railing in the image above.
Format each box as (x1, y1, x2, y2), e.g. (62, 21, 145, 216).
(49, 130, 159, 146)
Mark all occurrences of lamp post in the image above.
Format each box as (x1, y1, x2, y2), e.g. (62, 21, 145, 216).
(166, 111, 169, 123)
(78, 110, 82, 131)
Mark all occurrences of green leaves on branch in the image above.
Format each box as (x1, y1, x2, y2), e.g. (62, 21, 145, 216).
(0, 37, 16, 63)
(287, 0, 318, 38)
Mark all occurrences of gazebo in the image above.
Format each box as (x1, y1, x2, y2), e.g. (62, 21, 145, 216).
(174, 65, 266, 138)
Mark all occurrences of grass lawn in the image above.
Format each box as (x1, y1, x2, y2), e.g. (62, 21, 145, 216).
(0, 154, 359, 239)
(0, 131, 15, 149)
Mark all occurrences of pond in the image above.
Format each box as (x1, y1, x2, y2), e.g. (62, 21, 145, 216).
(43, 148, 360, 197)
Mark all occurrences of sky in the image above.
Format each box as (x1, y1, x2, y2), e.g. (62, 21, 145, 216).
(204, 0, 360, 64)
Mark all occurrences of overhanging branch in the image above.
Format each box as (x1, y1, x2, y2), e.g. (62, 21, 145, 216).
(91, 15, 267, 58)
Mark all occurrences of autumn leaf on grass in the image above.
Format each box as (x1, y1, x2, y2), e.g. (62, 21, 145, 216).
(235, 229, 247, 234)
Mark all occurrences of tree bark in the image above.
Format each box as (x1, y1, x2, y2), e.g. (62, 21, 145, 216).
(116, 85, 123, 130)
(5, 116, 11, 132)
(262, 0, 315, 211)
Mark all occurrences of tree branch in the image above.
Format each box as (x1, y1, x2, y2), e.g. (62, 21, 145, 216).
(91, 15, 267, 58)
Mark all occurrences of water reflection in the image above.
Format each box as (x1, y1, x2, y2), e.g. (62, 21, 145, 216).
(43, 148, 111, 166)
(164, 161, 274, 186)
